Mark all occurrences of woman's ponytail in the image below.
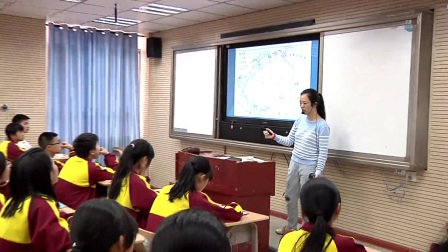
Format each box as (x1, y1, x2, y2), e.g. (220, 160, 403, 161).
(316, 93, 326, 120)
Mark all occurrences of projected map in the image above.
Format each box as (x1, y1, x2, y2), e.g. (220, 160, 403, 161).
(231, 41, 315, 121)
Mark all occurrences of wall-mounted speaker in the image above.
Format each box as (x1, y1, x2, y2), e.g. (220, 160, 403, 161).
(147, 37, 162, 58)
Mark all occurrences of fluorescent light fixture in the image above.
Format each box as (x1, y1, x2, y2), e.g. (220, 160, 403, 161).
(149, 3, 188, 12)
(93, 20, 129, 27)
(141, 6, 180, 14)
(131, 8, 170, 16)
(92, 16, 141, 27)
(62, 0, 84, 3)
(132, 3, 188, 16)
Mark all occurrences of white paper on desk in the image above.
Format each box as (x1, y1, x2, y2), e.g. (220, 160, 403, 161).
(236, 156, 266, 163)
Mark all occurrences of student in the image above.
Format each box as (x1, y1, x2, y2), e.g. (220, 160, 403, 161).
(11, 114, 32, 150)
(145, 155, 243, 232)
(108, 139, 158, 228)
(430, 229, 448, 252)
(0, 152, 7, 210)
(0, 123, 26, 162)
(38, 132, 74, 171)
(152, 209, 231, 252)
(55, 133, 117, 209)
(278, 178, 366, 252)
(0, 152, 10, 199)
(0, 193, 3, 211)
(70, 198, 139, 252)
(0, 148, 71, 252)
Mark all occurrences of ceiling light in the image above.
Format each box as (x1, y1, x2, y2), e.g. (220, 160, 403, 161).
(93, 20, 130, 27)
(149, 3, 188, 12)
(92, 16, 141, 27)
(141, 6, 180, 14)
(62, 0, 84, 3)
(131, 8, 170, 16)
(132, 3, 188, 16)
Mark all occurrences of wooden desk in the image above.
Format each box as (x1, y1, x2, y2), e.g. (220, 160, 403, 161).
(135, 234, 145, 245)
(60, 207, 75, 215)
(225, 211, 269, 228)
(226, 211, 269, 252)
(53, 154, 69, 160)
(134, 230, 154, 252)
(98, 180, 111, 186)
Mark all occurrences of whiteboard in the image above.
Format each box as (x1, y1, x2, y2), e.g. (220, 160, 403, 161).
(172, 48, 216, 136)
(322, 25, 412, 157)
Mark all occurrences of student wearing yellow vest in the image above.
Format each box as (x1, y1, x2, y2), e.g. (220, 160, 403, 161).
(145, 155, 243, 232)
(0, 148, 71, 252)
(152, 209, 231, 252)
(0, 123, 26, 162)
(108, 139, 158, 228)
(0, 152, 10, 201)
(278, 178, 366, 252)
(38, 132, 74, 171)
(0, 152, 7, 210)
(55, 133, 118, 209)
(0, 194, 3, 212)
(11, 114, 32, 150)
(70, 198, 139, 252)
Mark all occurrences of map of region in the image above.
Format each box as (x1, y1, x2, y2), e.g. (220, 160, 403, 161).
(233, 41, 313, 121)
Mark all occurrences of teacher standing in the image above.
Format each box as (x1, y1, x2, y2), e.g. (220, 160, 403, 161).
(263, 88, 330, 235)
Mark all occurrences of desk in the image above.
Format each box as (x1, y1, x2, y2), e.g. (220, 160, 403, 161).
(98, 180, 111, 186)
(226, 211, 269, 252)
(135, 234, 145, 245)
(134, 229, 155, 252)
(60, 207, 75, 215)
(53, 154, 69, 160)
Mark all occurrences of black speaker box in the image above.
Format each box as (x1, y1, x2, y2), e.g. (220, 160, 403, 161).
(147, 37, 162, 58)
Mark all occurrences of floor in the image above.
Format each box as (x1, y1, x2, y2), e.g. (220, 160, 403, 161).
(268, 216, 391, 252)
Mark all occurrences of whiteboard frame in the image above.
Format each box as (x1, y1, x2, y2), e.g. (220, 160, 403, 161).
(169, 46, 219, 139)
(169, 10, 433, 171)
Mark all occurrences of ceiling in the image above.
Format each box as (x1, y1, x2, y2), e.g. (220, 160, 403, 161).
(0, 0, 303, 34)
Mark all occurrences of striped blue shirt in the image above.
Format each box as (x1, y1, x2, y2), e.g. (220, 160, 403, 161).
(274, 115, 330, 175)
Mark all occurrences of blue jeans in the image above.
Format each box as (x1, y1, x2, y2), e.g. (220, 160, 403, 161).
(285, 160, 315, 230)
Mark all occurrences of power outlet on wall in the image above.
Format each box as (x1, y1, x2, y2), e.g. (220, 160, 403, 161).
(406, 171, 417, 182)
(395, 169, 406, 176)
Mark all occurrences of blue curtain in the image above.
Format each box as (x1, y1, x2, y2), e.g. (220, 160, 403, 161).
(47, 24, 140, 154)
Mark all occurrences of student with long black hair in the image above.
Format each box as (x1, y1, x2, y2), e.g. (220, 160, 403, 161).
(264, 88, 331, 235)
(152, 209, 231, 252)
(0, 148, 71, 252)
(70, 198, 139, 252)
(109, 139, 158, 228)
(278, 178, 366, 252)
(145, 155, 243, 232)
(0, 152, 7, 209)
